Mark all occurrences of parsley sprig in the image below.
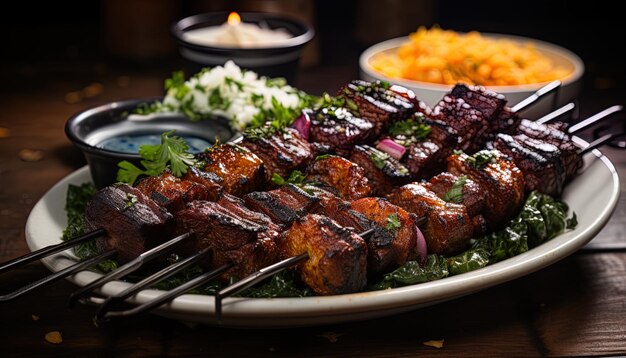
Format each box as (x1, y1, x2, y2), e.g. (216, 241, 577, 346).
(271, 170, 307, 186)
(442, 175, 468, 203)
(116, 130, 197, 185)
(386, 213, 401, 231)
(388, 114, 432, 147)
(466, 150, 499, 169)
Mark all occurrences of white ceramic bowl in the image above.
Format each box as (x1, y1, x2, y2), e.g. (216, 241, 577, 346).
(359, 34, 585, 119)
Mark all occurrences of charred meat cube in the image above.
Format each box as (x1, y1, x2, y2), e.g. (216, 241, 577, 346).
(85, 184, 174, 263)
(306, 155, 372, 200)
(211, 233, 281, 282)
(425, 172, 485, 217)
(351, 197, 423, 275)
(404, 141, 447, 180)
(174, 200, 280, 281)
(491, 133, 566, 196)
(450, 83, 507, 121)
(389, 115, 458, 180)
(425, 172, 487, 236)
(388, 183, 474, 256)
(431, 95, 490, 153)
(340, 80, 416, 136)
(182, 166, 224, 200)
(491, 106, 521, 136)
(135, 171, 215, 213)
(196, 143, 265, 197)
(447, 150, 525, 229)
(277, 214, 368, 295)
(242, 127, 314, 183)
(308, 107, 374, 150)
(517, 119, 582, 180)
(348, 145, 410, 196)
(244, 184, 320, 225)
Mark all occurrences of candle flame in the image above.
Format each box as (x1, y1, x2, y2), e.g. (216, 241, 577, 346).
(228, 12, 241, 26)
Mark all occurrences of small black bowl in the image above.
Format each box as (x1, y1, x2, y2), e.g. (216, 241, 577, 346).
(65, 98, 233, 188)
(171, 11, 314, 84)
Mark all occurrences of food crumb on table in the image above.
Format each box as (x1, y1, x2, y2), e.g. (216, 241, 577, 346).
(318, 331, 343, 343)
(31, 314, 39, 321)
(45, 331, 63, 344)
(423, 339, 444, 348)
(18, 149, 44, 162)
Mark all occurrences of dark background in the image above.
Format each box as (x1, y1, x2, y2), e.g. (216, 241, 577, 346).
(0, 0, 623, 98)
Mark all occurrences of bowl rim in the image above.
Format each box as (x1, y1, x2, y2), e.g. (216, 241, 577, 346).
(359, 33, 585, 93)
(171, 11, 315, 51)
(64, 98, 232, 160)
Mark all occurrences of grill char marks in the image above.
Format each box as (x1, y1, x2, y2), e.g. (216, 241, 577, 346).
(425, 172, 487, 236)
(85, 184, 174, 263)
(388, 183, 474, 256)
(450, 84, 507, 121)
(492, 133, 565, 196)
(277, 214, 368, 295)
(196, 143, 265, 197)
(308, 107, 374, 150)
(174, 199, 280, 281)
(340, 80, 416, 137)
(135, 171, 216, 213)
(517, 119, 582, 182)
(447, 151, 525, 230)
(244, 184, 320, 225)
(306, 155, 372, 200)
(350, 197, 420, 275)
(432, 95, 490, 154)
(348, 145, 410, 196)
(400, 117, 458, 179)
(242, 128, 314, 183)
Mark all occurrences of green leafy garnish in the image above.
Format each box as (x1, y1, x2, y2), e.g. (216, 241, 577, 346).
(371, 255, 449, 290)
(271, 170, 306, 186)
(242, 271, 311, 298)
(116, 130, 197, 185)
(124, 193, 138, 208)
(245, 97, 300, 139)
(388, 115, 432, 147)
(386, 213, 401, 231)
(442, 175, 468, 203)
(370, 191, 577, 290)
(315, 154, 333, 161)
(466, 150, 499, 169)
(370, 151, 390, 170)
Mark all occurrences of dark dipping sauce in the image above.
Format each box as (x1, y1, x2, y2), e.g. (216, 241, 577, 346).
(97, 134, 213, 154)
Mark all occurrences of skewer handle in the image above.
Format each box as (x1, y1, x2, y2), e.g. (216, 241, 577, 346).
(68, 231, 193, 308)
(0, 250, 116, 303)
(101, 263, 233, 321)
(568, 105, 624, 134)
(511, 80, 561, 113)
(536, 102, 576, 125)
(93, 248, 211, 323)
(0, 229, 105, 275)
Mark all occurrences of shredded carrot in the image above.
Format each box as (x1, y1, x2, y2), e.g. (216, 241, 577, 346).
(371, 27, 570, 86)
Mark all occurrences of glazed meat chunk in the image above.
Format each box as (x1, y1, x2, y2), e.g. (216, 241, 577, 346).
(277, 214, 368, 295)
(306, 155, 372, 200)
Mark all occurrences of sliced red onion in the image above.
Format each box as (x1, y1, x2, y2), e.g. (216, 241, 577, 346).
(376, 138, 406, 160)
(414, 224, 428, 266)
(292, 111, 311, 140)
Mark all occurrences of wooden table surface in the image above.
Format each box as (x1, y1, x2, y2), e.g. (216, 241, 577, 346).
(0, 66, 625, 357)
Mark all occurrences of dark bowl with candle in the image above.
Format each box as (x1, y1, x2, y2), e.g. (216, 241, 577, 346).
(171, 11, 314, 84)
(65, 98, 233, 188)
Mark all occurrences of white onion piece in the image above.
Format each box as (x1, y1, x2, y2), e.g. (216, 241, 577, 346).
(414, 224, 428, 266)
(291, 112, 311, 140)
(376, 139, 406, 160)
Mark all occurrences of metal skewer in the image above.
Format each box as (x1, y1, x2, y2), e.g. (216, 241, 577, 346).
(92, 247, 211, 323)
(68, 232, 193, 308)
(100, 263, 233, 321)
(536, 102, 576, 125)
(511, 80, 561, 113)
(1, 250, 116, 303)
(0, 229, 105, 275)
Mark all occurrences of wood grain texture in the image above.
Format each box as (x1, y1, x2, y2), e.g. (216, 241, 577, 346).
(0, 66, 625, 357)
